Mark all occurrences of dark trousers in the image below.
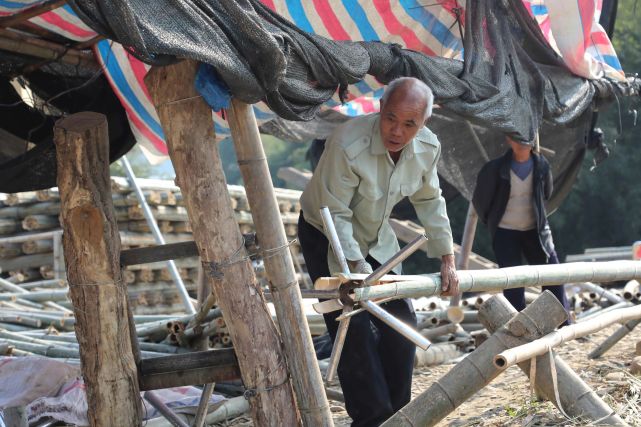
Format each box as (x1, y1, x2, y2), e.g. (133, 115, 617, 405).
(298, 212, 416, 427)
(493, 227, 569, 317)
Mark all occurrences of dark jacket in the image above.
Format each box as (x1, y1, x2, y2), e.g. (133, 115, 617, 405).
(472, 150, 555, 258)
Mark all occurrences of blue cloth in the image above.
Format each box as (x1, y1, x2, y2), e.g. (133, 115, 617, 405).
(195, 63, 231, 111)
(511, 157, 533, 180)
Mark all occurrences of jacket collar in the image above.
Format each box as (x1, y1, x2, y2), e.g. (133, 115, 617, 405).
(499, 149, 541, 179)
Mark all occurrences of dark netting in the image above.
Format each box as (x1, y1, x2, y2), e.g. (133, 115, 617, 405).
(1, 0, 630, 199)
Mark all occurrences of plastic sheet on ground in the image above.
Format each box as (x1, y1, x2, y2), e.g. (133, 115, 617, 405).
(0, 356, 227, 426)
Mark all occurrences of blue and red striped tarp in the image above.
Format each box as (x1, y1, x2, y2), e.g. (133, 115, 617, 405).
(1, 0, 624, 162)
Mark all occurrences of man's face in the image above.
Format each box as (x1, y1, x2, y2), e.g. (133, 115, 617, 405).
(379, 96, 427, 153)
(507, 137, 532, 157)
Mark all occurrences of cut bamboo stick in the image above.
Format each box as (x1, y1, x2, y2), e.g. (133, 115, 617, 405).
(22, 239, 53, 254)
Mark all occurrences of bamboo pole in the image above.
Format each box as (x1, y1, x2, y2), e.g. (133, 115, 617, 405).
(353, 261, 641, 301)
(146, 60, 298, 427)
(120, 155, 195, 314)
(571, 282, 625, 304)
(495, 305, 641, 370)
(0, 29, 97, 70)
(588, 318, 641, 359)
(451, 203, 478, 306)
(414, 343, 461, 367)
(54, 112, 142, 426)
(227, 98, 332, 427)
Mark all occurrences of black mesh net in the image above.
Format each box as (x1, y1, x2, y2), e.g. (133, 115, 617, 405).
(0, 0, 630, 201)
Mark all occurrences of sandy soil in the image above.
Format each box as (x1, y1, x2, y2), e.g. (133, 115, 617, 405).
(217, 323, 641, 427)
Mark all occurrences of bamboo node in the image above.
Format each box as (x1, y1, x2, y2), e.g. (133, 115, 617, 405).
(242, 374, 290, 400)
(237, 157, 267, 166)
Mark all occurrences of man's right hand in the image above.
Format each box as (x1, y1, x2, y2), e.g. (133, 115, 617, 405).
(348, 259, 373, 274)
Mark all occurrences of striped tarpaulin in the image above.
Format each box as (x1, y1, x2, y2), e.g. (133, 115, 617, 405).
(522, 0, 624, 80)
(1, 0, 624, 162)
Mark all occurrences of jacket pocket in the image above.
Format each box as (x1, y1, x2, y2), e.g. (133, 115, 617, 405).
(400, 181, 422, 197)
(357, 182, 384, 201)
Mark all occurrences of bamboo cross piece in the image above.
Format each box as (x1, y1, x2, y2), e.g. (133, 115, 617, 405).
(318, 207, 431, 382)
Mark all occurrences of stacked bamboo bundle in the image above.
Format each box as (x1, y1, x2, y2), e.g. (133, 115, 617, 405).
(0, 303, 233, 360)
(0, 178, 307, 314)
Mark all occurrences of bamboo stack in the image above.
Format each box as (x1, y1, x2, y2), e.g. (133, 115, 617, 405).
(0, 178, 309, 315)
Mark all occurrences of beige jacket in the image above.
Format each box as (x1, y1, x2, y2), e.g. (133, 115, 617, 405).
(300, 113, 453, 274)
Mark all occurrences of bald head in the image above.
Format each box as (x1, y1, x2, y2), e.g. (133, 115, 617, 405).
(380, 77, 433, 121)
(379, 77, 434, 156)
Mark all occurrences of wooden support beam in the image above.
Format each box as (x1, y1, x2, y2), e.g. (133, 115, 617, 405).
(54, 112, 142, 426)
(146, 60, 299, 427)
(227, 99, 333, 427)
(0, 0, 67, 28)
(0, 28, 97, 70)
(139, 349, 240, 391)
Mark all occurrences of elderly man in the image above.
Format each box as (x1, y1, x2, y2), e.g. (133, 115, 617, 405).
(298, 77, 458, 426)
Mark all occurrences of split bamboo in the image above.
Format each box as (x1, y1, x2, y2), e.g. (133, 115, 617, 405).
(228, 98, 333, 427)
(146, 60, 299, 427)
(54, 112, 142, 426)
(353, 261, 641, 301)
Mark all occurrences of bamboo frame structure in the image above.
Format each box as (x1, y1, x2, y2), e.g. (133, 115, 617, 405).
(381, 292, 567, 427)
(145, 60, 299, 426)
(226, 98, 332, 426)
(495, 305, 641, 370)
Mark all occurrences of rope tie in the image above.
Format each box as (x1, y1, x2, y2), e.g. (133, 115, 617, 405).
(203, 237, 298, 279)
(243, 374, 290, 400)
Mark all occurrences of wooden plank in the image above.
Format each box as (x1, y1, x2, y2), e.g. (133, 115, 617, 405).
(139, 349, 241, 391)
(120, 241, 199, 266)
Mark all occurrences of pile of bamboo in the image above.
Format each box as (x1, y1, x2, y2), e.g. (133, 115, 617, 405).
(0, 178, 307, 314)
(0, 304, 232, 360)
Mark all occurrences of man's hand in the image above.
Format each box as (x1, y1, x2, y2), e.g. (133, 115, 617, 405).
(440, 254, 459, 296)
(348, 259, 373, 274)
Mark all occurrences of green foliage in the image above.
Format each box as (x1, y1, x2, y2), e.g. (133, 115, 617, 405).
(219, 134, 310, 187)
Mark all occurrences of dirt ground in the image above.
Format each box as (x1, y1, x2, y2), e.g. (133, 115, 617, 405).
(218, 324, 641, 427)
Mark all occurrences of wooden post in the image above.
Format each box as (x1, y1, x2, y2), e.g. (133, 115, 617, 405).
(54, 112, 142, 426)
(227, 99, 333, 426)
(145, 61, 299, 427)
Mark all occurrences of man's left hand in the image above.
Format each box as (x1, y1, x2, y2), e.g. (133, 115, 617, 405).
(440, 254, 459, 296)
